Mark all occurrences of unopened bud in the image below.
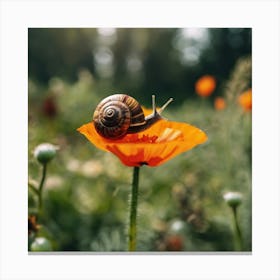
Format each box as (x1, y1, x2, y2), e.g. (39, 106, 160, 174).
(30, 237, 52, 251)
(170, 220, 185, 234)
(223, 191, 243, 208)
(34, 143, 58, 164)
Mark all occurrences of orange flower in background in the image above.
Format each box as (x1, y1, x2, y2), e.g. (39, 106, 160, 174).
(238, 89, 252, 112)
(77, 119, 207, 167)
(214, 97, 226, 111)
(195, 75, 216, 97)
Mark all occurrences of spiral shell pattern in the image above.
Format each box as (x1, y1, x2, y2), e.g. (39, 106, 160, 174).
(93, 94, 145, 139)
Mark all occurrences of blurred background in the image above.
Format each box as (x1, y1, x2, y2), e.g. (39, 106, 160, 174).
(28, 28, 252, 252)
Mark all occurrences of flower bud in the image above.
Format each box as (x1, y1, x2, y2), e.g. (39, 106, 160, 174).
(223, 192, 243, 208)
(169, 219, 185, 234)
(34, 143, 58, 164)
(30, 237, 52, 251)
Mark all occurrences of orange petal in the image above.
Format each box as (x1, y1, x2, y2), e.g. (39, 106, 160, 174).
(77, 119, 207, 167)
(77, 122, 110, 152)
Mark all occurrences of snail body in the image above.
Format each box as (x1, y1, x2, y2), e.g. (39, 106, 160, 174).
(93, 94, 173, 140)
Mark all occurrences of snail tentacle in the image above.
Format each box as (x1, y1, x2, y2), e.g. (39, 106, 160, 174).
(158, 97, 174, 114)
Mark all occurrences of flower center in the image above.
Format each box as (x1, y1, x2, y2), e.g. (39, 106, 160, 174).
(121, 134, 159, 143)
(114, 128, 183, 143)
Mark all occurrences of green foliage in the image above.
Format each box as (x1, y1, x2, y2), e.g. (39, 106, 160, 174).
(28, 55, 252, 252)
(28, 28, 251, 104)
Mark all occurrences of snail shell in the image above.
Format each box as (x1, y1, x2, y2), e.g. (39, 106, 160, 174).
(93, 94, 146, 139)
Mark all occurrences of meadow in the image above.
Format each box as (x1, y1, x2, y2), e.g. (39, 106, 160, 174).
(28, 55, 252, 252)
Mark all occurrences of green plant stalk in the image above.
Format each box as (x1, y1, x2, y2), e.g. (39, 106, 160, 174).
(38, 163, 47, 218)
(28, 181, 39, 195)
(232, 206, 243, 250)
(128, 166, 140, 251)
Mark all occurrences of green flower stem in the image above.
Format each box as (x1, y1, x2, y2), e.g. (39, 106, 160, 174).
(232, 206, 243, 250)
(28, 181, 39, 196)
(38, 163, 47, 218)
(128, 166, 140, 251)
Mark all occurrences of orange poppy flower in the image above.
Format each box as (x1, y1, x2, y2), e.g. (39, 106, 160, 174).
(77, 119, 207, 167)
(214, 97, 226, 110)
(195, 75, 216, 97)
(238, 89, 252, 112)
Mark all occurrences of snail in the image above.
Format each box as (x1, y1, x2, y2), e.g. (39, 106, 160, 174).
(93, 94, 173, 139)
